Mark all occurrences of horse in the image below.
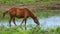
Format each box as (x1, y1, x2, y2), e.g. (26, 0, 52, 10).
(3, 7, 40, 30)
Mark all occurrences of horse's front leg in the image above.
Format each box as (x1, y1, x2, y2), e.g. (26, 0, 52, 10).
(20, 17, 27, 30)
(20, 18, 25, 30)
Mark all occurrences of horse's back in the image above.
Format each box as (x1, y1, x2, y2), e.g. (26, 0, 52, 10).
(9, 7, 33, 18)
(18, 8, 34, 17)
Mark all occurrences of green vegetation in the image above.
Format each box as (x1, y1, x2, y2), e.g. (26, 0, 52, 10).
(0, 26, 60, 34)
(0, 0, 39, 6)
(0, 0, 60, 6)
(35, 10, 60, 18)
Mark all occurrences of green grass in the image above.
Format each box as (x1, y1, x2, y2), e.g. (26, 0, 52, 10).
(35, 10, 60, 18)
(0, 0, 40, 6)
(0, 0, 60, 6)
(0, 26, 60, 34)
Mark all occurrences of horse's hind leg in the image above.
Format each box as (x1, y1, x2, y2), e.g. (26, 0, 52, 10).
(9, 16, 13, 28)
(13, 17, 16, 26)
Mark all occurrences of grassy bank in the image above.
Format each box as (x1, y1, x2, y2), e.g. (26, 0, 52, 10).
(0, 26, 60, 34)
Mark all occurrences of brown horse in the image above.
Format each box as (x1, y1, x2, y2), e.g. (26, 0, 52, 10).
(3, 7, 40, 30)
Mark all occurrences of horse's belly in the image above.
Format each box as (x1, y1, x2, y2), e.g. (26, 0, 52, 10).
(16, 14, 24, 18)
(16, 12, 25, 18)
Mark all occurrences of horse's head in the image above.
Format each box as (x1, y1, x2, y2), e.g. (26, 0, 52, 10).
(33, 16, 40, 25)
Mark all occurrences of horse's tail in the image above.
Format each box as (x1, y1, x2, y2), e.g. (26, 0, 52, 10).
(3, 10, 9, 18)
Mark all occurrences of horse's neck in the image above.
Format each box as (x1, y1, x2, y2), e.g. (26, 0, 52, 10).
(30, 13, 36, 19)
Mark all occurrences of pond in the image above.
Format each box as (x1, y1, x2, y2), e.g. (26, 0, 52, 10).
(0, 15, 60, 29)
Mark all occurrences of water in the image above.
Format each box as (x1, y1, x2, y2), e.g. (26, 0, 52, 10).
(0, 16, 60, 29)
